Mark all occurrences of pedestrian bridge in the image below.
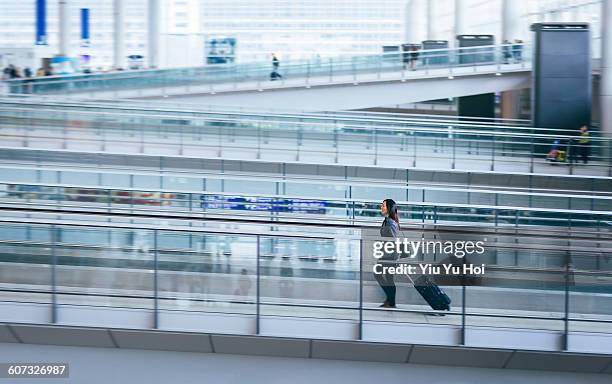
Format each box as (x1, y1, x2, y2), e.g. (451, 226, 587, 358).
(2, 44, 533, 111)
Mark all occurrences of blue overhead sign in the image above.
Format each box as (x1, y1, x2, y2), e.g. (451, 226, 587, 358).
(35, 0, 47, 45)
(80, 8, 90, 47)
(201, 195, 327, 214)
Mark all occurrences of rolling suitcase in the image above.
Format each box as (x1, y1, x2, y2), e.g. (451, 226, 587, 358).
(410, 275, 451, 311)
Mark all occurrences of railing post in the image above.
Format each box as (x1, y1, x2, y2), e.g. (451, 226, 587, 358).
(257, 127, 262, 159)
(563, 252, 570, 351)
(358, 239, 363, 340)
(256, 235, 261, 335)
(51, 224, 58, 324)
(451, 134, 457, 169)
(334, 128, 339, 163)
(153, 229, 159, 329)
(491, 135, 496, 171)
(179, 127, 184, 156)
(530, 137, 535, 174)
(461, 273, 466, 345)
(608, 140, 611, 177)
(373, 130, 378, 166)
(568, 139, 574, 176)
(413, 134, 417, 168)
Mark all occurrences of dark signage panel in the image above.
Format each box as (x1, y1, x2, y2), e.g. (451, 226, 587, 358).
(531, 23, 591, 135)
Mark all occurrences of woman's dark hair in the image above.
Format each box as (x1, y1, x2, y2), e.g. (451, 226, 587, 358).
(383, 199, 400, 226)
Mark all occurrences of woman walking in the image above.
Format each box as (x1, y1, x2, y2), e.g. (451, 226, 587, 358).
(375, 199, 400, 308)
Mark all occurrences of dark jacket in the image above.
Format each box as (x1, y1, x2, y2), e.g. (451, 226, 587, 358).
(380, 217, 399, 260)
(380, 217, 399, 238)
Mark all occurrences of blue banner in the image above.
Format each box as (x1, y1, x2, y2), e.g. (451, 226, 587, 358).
(35, 0, 47, 45)
(80, 8, 90, 47)
(200, 195, 327, 214)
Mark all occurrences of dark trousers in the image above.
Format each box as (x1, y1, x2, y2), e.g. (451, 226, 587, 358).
(374, 264, 396, 306)
(579, 144, 589, 164)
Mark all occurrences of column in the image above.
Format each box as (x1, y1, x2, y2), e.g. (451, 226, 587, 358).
(404, 0, 427, 43)
(501, 0, 524, 120)
(454, 0, 465, 43)
(501, 0, 524, 42)
(114, 0, 125, 69)
(404, 0, 415, 43)
(148, 0, 161, 68)
(58, 0, 70, 56)
(601, 0, 612, 137)
(426, 0, 434, 40)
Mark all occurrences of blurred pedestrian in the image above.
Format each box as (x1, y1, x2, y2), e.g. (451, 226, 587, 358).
(578, 125, 590, 164)
(502, 39, 512, 64)
(410, 45, 420, 70)
(272, 53, 279, 70)
(513, 39, 523, 63)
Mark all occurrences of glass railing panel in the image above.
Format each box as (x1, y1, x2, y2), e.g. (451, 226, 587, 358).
(465, 264, 566, 334)
(0, 222, 52, 306)
(569, 266, 612, 338)
(155, 231, 257, 316)
(259, 236, 359, 326)
(54, 225, 154, 311)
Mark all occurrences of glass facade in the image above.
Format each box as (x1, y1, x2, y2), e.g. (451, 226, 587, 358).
(0, 0, 148, 69)
(0, 0, 604, 69)
(200, 0, 405, 62)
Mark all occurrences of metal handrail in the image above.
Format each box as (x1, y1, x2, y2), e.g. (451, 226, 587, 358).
(2, 160, 610, 195)
(0, 98, 595, 137)
(2, 126, 610, 170)
(1, 162, 611, 201)
(1, 95, 536, 129)
(2, 180, 611, 216)
(2, 142, 609, 182)
(1, 95, 534, 127)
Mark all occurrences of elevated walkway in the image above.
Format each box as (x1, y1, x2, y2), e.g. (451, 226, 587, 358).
(2, 45, 533, 110)
(0, 213, 610, 361)
(0, 159, 610, 230)
(1, 100, 610, 177)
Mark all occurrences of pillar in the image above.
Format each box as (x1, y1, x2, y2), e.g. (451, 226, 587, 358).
(501, 0, 524, 42)
(601, 0, 612, 137)
(148, 0, 161, 68)
(501, 0, 524, 121)
(426, 0, 434, 40)
(501, 91, 521, 120)
(113, 0, 125, 69)
(404, 0, 427, 43)
(58, 0, 70, 56)
(454, 0, 465, 44)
